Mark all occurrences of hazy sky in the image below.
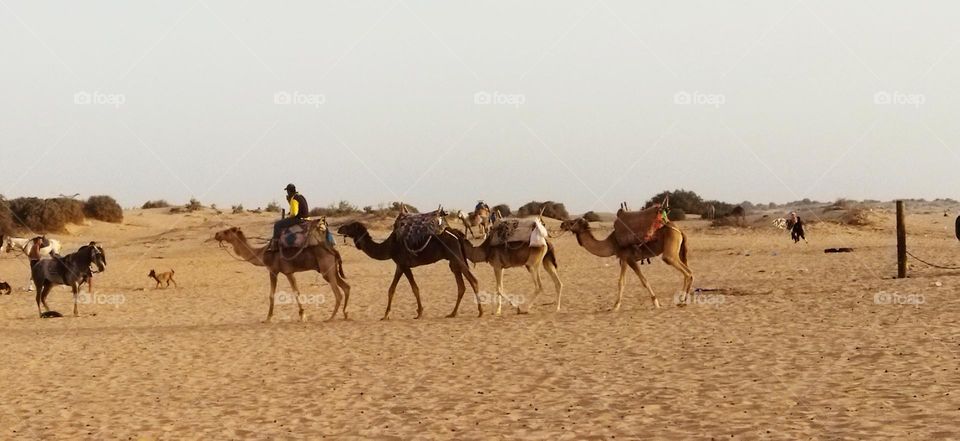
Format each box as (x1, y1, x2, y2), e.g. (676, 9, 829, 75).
(2, 1, 958, 213)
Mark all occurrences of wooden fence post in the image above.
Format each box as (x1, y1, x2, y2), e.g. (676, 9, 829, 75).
(896, 200, 906, 278)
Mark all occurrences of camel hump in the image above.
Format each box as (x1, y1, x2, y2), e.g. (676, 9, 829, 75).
(614, 204, 665, 245)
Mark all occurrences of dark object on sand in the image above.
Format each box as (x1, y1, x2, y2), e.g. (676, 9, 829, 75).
(824, 248, 854, 253)
(0, 282, 10, 295)
(955, 215, 960, 241)
(40, 311, 63, 318)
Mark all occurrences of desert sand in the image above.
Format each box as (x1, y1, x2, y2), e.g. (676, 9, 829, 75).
(1, 205, 958, 440)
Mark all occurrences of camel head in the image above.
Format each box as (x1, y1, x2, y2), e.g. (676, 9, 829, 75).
(213, 227, 245, 246)
(559, 217, 590, 234)
(336, 222, 368, 243)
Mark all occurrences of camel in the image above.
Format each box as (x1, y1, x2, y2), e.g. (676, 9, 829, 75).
(559, 218, 693, 310)
(457, 204, 491, 239)
(213, 226, 350, 322)
(459, 235, 563, 315)
(337, 222, 482, 320)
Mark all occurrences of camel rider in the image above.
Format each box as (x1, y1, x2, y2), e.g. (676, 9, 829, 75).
(269, 184, 309, 251)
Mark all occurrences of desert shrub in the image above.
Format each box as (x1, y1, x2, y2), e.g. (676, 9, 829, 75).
(667, 208, 686, 221)
(711, 216, 747, 228)
(50, 198, 86, 224)
(8, 197, 69, 233)
(646, 189, 703, 214)
(841, 207, 876, 226)
(0, 196, 16, 236)
(142, 200, 170, 209)
(265, 201, 281, 213)
(185, 198, 203, 212)
(169, 207, 185, 214)
(491, 204, 511, 218)
(232, 204, 244, 214)
(84, 195, 123, 223)
(582, 211, 602, 222)
(309, 200, 361, 218)
(517, 201, 569, 220)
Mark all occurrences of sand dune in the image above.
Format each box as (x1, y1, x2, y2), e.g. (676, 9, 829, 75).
(0, 207, 958, 439)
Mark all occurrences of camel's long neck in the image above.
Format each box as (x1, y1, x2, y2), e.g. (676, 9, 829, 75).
(229, 238, 267, 266)
(355, 232, 393, 261)
(575, 229, 618, 258)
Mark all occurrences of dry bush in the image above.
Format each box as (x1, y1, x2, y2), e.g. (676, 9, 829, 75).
(84, 195, 123, 223)
(842, 207, 875, 226)
(517, 201, 569, 220)
(711, 216, 748, 228)
(142, 200, 170, 209)
(50, 198, 86, 224)
(232, 204, 245, 214)
(491, 204, 511, 218)
(0, 196, 15, 236)
(185, 198, 203, 212)
(8, 197, 70, 233)
(667, 208, 686, 221)
(582, 211, 602, 222)
(265, 201, 281, 213)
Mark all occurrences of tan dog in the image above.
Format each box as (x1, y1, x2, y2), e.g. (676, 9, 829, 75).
(148, 269, 177, 289)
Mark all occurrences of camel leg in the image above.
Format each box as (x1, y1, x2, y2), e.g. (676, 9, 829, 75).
(626, 259, 660, 309)
(493, 265, 504, 316)
(72, 284, 80, 317)
(402, 268, 424, 319)
(464, 267, 482, 317)
(543, 260, 563, 312)
(322, 269, 344, 321)
(266, 272, 279, 323)
(662, 254, 694, 305)
(383, 266, 404, 321)
(614, 260, 628, 311)
(521, 263, 544, 315)
(284, 273, 307, 322)
(447, 267, 466, 318)
(337, 277, 351, 320)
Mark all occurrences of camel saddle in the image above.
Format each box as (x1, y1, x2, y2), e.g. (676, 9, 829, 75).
(279, 219, 326, 249)
(614, 204, 666, 246)
(489, 217, 548, 247)
(394, 210, 447, 250)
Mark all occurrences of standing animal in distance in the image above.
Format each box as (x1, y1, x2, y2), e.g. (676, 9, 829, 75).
(148, 269, 178, 289)
(214, 226, 350, 322)
(31, 242, 106, 318)
(560, 218, 693, 310)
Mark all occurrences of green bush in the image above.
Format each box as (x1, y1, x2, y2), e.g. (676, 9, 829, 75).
(491, 204, 511, 218)
(667, 208, 686, 221)
(84, 195, 123, 223)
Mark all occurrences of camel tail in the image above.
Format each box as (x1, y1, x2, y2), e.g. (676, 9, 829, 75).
(545, 241, 559, 270)
(679, 231, 689, 266)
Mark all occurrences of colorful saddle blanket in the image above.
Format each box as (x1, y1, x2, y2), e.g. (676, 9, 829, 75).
(614, 204, 666, 246)
(280, 219, 326, 249)
(489, 217, 548, 247)
(394, 210, 447, 249)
